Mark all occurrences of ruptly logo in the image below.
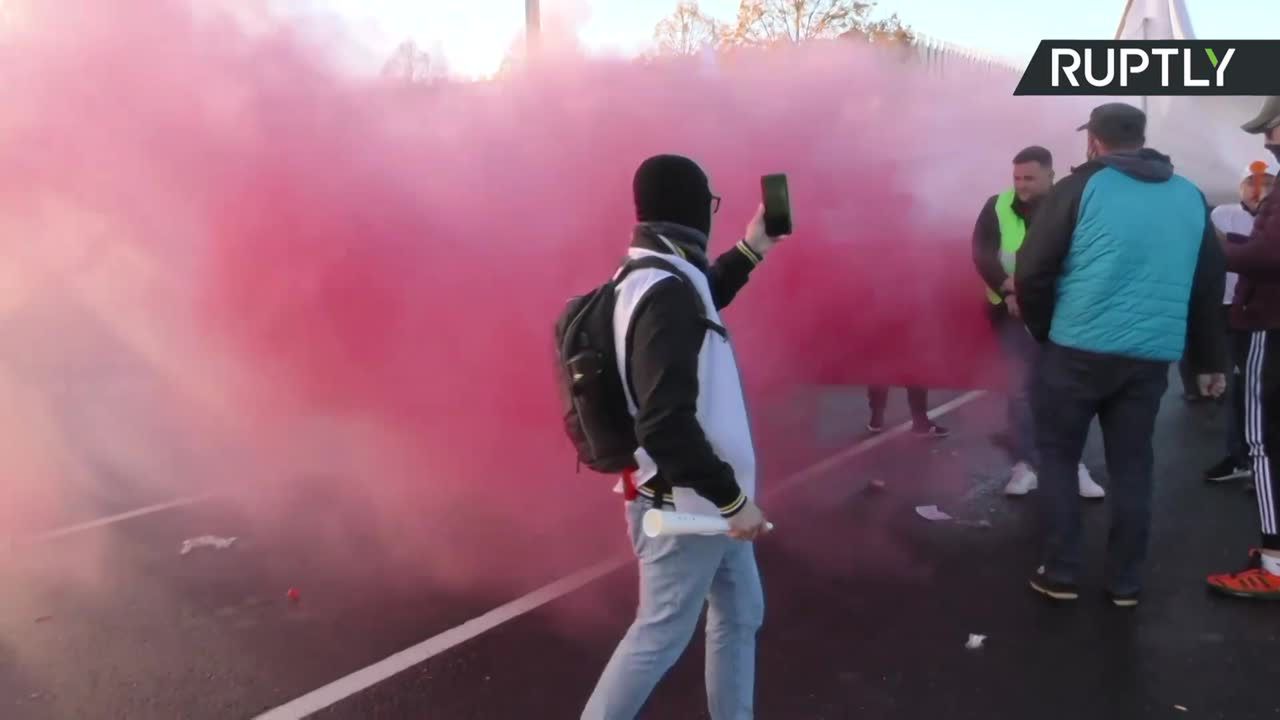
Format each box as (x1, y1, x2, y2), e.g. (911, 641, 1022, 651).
(1015, 41, 1280, 96)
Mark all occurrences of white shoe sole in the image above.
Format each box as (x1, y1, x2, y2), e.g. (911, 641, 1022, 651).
(1206, 470, 1253, 483)
(1003, 483, 1105, 498)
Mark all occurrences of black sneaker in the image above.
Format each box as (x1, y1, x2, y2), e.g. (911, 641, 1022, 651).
(1029, 566, 1079, 601)
(912, 421, 950, 439)
(1204, 457, 1252, 483)
(867, 412, 886, 433)
(1106, 590, 1140, 608)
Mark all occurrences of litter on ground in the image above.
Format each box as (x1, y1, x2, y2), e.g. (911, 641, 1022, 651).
(180, 535, 238, 555)
(915, 505, 953, 522)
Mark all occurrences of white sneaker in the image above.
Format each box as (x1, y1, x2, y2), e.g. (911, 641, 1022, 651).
(1005, 462, 1038, 496)
(1078, 463, 1106, 499)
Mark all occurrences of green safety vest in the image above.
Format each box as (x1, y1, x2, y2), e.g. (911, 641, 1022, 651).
(986, 189, 1026, 305)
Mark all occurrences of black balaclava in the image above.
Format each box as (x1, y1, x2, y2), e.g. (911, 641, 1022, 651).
(633, 154, 714, 238)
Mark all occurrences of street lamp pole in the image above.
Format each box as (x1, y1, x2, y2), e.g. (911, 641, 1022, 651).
(526, 0, 540, 57)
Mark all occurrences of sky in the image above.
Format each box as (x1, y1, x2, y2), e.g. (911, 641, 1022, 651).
(299, 0, 1280, 79)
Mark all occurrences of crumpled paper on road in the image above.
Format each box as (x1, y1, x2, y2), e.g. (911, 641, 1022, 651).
(180, 535, 237, 555)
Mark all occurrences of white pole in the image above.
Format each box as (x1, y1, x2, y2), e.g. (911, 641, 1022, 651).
(526, 0, 540, 57)
(1140, 16, 1149, 114)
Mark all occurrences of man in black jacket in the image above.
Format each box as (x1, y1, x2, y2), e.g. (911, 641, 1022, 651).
(583, 155, 782, 719)
(1205, 96, 1280, 599)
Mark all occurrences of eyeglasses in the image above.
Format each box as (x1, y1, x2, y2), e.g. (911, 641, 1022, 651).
(710, 194, 721, 214)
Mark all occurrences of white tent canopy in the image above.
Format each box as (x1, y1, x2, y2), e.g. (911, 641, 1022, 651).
(1113, 0, 1267, 203)
(1114, 0, 1196, 41)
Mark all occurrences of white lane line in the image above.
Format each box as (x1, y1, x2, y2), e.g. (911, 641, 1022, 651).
(253, 558, 629, 720)
(254, 390, 987, 720)
(19, 493, 218, 545)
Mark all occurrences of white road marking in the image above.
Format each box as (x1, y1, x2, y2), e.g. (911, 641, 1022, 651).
(767, 390, 986, 497)
(253, 558, 629, 720)
(254, 390, 986, 720)
(19, 493, 218, 545)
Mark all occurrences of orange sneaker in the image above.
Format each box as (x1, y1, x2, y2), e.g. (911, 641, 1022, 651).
(1207, 550, 1280, 600)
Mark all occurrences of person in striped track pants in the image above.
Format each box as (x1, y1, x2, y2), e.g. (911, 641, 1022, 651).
(1207, 96, 1280, 600)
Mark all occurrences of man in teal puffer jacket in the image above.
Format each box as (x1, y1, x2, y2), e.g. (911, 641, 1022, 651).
(1015, 102, 1228, 607)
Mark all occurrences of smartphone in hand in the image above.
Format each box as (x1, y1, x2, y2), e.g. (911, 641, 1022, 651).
(761, 173, 792, 237)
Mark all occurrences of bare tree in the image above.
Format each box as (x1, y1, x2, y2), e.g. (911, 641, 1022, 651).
(381, 39, 434, 83)
(653, 0, 726, 56)
(863, 12, 913, 44)
(726, 0, 910, 46)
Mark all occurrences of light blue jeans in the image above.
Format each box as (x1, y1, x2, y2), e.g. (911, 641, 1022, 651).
(582, 499, 765, 720)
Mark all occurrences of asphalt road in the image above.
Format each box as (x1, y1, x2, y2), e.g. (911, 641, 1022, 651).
(3, 380, 1278, 720)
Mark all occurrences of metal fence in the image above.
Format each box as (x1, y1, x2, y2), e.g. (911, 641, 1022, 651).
(902, 33, 1025, 77)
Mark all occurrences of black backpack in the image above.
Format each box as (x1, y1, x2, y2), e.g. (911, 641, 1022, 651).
(554, 255, 725, 474)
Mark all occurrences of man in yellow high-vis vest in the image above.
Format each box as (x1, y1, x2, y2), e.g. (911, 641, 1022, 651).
(972, 146, 1105, 499)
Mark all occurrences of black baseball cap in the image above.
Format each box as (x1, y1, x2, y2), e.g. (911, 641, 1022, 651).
(1077, 102, 1146, 146)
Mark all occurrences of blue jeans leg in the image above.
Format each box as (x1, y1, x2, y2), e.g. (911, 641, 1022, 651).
(582, 501, 762, 720)
(1033, 344, 1099, 583)
(705, 540, 764, 720)
(1099, 364, 1167, 594)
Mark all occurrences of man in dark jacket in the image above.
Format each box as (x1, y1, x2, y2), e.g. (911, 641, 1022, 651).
(583, 154, 782, 719)
(1016, 102, 1227, 607)
(1206, 96, 1280, 600)
(1202, 160, 1275, 485)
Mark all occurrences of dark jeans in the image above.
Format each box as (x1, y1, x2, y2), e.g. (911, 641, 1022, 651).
(1228, 328, 1249, 464)
(991, 306, 1038, 466)
(1033, 342, 1168, 594)
(867, 386, 928, 422)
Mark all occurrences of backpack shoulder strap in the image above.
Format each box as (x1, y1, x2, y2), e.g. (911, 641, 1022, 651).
(615, 255, 684, 282)
(615, 255, 726, 338)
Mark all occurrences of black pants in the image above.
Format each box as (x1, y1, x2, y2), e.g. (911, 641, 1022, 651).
(1227, 327, 1249, 465)
(868, 386, 927, 421)
(1033, 343, 1167, 594)
(1238, 330, 1280, 551)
